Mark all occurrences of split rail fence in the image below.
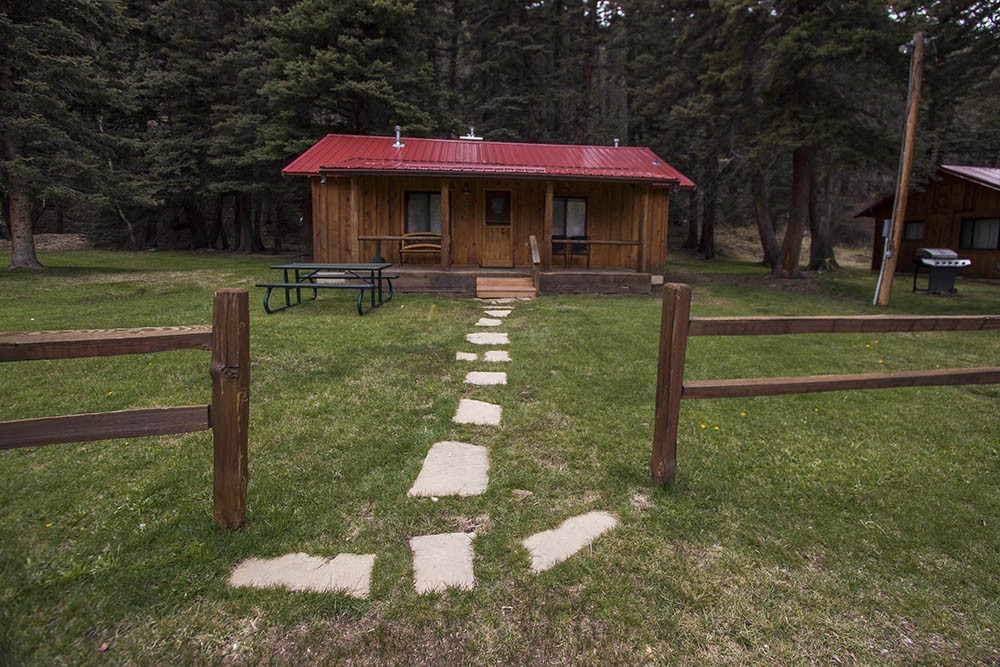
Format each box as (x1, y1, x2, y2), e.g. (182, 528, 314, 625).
(0, 289, 250, 530)
(651, 283, 1000, 485)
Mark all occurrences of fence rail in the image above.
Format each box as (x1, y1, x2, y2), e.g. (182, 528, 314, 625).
(0, 289, 249, 530)
(651, 283, 1000, 485)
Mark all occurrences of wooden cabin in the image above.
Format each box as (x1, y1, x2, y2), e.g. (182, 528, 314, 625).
(283, 133, 695, 293)
(858, 165, 1000, 279)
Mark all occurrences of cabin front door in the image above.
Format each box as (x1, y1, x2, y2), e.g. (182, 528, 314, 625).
(481, 190, 513, 267)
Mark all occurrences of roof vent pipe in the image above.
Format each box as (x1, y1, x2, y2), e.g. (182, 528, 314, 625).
(460, 126, 483, 141)
(392, 125, 404, 148)
(613, 138, 620, 148)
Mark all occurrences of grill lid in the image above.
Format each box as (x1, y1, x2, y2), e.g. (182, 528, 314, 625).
(916, 247, 959, 260)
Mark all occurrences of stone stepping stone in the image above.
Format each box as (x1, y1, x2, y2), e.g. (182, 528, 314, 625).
(479, 298, 517, 304)
(408, 441, 489, 497)
(483, 350, 510, 363)
(466, 332, 508, 346)
(475, 317, 503, 327)
(483, 309, 512, 318)
(229, 552, 375, 599)
(522, 511, 618, 573)
(465, 371, 507, 386)
(410, 532, 476, 593)
(456, 351, 477, 361)
(453, 398, 502, 425)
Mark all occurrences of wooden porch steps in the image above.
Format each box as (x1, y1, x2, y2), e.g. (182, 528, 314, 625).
(475, 277, 536, 299)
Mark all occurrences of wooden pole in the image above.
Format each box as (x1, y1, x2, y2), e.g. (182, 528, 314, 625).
(651, 283, 691, 486)
(211, 289, 249, 531)
(875, 32, 924, 306)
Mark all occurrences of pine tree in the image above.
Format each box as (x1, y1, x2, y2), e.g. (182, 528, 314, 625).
(0, 0, 126, 268)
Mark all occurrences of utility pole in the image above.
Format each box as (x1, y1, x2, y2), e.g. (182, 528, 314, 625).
(874, 32, 924, 306)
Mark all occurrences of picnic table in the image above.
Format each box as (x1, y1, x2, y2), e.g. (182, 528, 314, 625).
(256, 262, 396, 315)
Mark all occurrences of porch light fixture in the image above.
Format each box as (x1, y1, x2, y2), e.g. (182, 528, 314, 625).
(320, 175, 327, 184)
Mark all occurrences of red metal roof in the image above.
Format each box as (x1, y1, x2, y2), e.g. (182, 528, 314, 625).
(940, 164, 1000, 192)
(283, 134, 695, 187)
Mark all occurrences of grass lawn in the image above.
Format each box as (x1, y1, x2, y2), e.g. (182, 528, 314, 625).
(1, 249, 998, 665)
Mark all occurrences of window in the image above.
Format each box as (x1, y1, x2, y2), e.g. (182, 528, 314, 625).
(405, 192, 441, 233)
(960, 218, 1000, 250)
(903, 220, 924, 241)
(553, 196, 587, 237)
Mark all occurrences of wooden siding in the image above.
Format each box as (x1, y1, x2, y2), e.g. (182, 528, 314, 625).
(869, 174, 1000, 278)
(312, 175, 671, 272)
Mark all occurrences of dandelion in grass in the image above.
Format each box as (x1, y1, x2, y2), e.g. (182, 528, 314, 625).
(713, 426, 720, 431)
(700, 424, 707, 429)
(740, 411, 747, 417)
(107, 391, 114, 397)
(878, 359, 885, 365)
(45, 522, 52, 527)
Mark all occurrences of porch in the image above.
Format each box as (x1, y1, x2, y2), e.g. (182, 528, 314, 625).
(389, 265, 652, 295)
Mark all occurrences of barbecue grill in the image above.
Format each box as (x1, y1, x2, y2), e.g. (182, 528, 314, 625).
(912, 248, 972, 294)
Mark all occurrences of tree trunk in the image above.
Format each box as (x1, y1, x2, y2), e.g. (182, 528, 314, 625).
(773, 147, 810, 278)
(807, 170, 839, 271)
(251, 192, 265, 252)
(236, 192, 253, 253)
(698, 171, 716, 260)
(273, 193, 284, 254)
(683, 187, 699, 249)
(6, 180, 42, 269)
(750, 165, 780, 268)
(207, 194, 228, 250)
(55, 204, 64, 234)
(183, 197, 208, 248)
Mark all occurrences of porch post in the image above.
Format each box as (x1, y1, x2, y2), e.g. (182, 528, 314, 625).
(349, 176, 361, 262)
(639, 187, 650, 273)
(440, 179, 451, 269)
(543, 181, 553, 271)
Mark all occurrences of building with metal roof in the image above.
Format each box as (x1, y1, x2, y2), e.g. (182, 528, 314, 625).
(857, 164, 1000, 279)
(283, 132, 695, 293)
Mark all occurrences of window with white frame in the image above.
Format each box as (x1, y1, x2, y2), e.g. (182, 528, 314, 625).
(960, 217, 1000, 250)
(405, 192, 441, 233)
(553, 196, 587, 237)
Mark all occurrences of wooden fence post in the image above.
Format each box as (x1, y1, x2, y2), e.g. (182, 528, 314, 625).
(651, 283, 691, 486)
(211, 289, 249, 530)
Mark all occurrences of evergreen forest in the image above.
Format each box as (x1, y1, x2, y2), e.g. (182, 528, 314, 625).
(2, 0, 998, 271)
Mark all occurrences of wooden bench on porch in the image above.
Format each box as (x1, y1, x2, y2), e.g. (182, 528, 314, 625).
(400, 232, 442, 264)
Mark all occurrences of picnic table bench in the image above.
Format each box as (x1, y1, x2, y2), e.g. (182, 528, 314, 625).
(256, 262, 396, 315)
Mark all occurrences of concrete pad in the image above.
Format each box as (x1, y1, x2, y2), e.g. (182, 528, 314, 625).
(522, 511, 618, 573)
(475, 317, 503, 327)
(466, 332, 508, 346)
(453, 398, 502, 425)
(408, 441, 489, 497)
(410, 532, 476, 593)
(465, 371, 507, 386)
(483, 309, 512, 318)
(456, 351, 477, 361)
(229, 552, 375, 598)
(478, 298, 517, 304)
(483, 350, 511, 363)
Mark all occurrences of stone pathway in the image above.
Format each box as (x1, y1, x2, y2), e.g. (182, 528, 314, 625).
(408, 441, 489, 497)
(453, 398, 502, 425)
(410, 532, 477, 593)
(229, 296, 619, 599)
(229, 552, 375, 598)
(522, 511, 619, 573)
